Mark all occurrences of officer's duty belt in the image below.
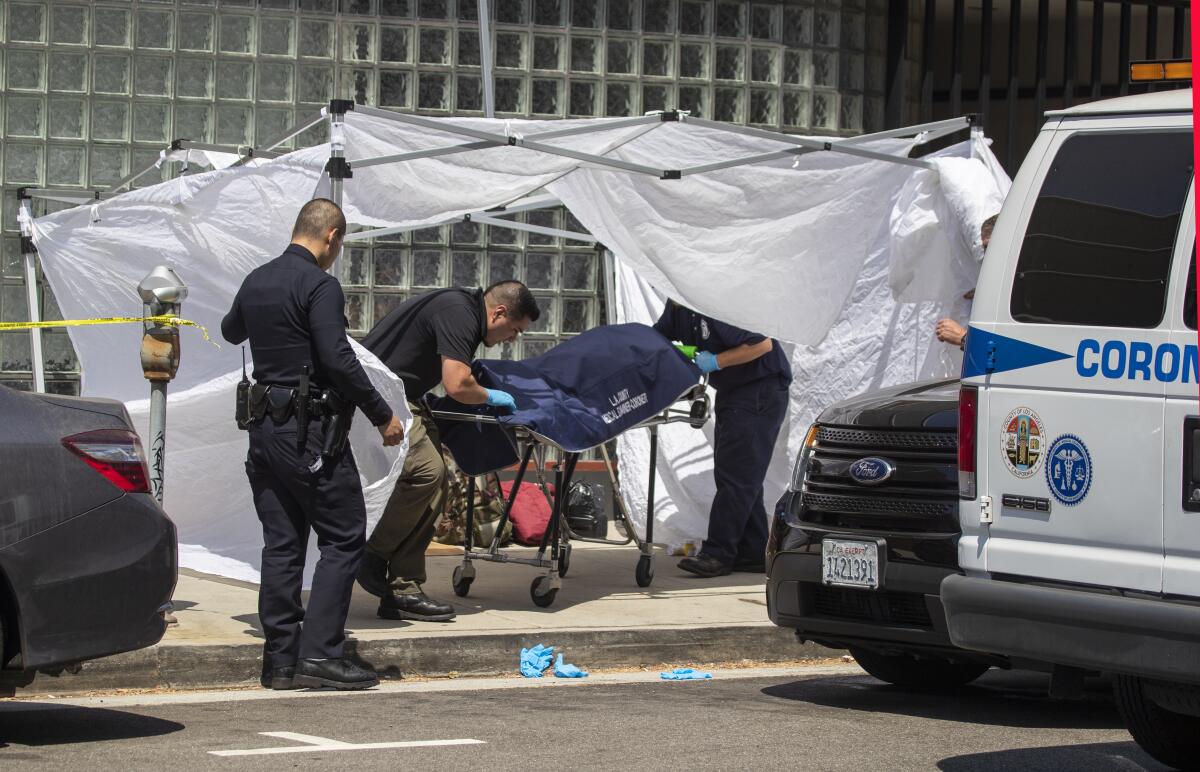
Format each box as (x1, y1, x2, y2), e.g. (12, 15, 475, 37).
(247, 383, 334, 425)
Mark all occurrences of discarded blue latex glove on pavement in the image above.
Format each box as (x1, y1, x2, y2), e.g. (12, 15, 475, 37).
(553, 653, 588, 678)
(660, 667, 712, 681)
(519, 644, 555, 678)
(694, 351, 721, 374)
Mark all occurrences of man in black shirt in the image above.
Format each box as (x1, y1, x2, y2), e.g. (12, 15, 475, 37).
(358, 280, 540, 620)
(653, 300, 792, 578)
(222, 199, 405, 690)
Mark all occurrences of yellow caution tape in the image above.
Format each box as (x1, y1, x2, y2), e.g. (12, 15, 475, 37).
(0, 315, 219, 347)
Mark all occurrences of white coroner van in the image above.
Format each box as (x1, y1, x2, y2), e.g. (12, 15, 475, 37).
(939, 80, 1199, 767)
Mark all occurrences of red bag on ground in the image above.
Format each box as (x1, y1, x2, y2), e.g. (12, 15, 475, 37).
(501, 480, 555, 546)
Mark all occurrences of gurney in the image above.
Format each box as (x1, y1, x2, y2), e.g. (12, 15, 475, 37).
(428, 323, 709, 608)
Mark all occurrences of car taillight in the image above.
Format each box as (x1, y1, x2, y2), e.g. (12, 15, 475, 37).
(958, 385, 978, 500)
(62, 429, 151, 494)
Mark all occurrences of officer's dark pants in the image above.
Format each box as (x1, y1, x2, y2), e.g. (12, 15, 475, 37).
(702, 377, 790, 566)
(245, 415, 366, 667)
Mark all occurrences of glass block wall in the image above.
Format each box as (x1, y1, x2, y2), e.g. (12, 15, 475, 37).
(0, 0, 894, 394)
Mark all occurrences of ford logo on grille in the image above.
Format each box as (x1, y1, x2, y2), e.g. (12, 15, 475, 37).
(848, 457, 895, 485)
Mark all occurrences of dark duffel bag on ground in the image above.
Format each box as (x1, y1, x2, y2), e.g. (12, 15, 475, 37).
(565, 481, 608, 539)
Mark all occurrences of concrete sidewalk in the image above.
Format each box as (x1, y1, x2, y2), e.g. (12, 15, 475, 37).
(15, 541, 836, 695)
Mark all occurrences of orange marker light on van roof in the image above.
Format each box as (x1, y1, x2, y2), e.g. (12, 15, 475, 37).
(1129, 59, 1192, 82)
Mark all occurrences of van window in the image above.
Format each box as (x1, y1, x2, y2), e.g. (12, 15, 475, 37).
(1010, 131, 1193, 328)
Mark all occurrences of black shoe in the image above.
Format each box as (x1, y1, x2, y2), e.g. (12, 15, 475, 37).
(294, 658, 379, 690)
(356, 551, 391, 598)
(732, 560, 766, 574)
(378, 591, 456, 622)
(260, 665, 297, 690)
(678, 554, 732, 578)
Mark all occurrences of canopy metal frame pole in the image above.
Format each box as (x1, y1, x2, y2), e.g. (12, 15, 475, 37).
(484, 193, 561, 215)
(478, 0, 494, 118)
(350, 113, 668, 169)
(680, 115, 936, 171)
(326, 101, 353, 208)
(20, 188, 114, 204)
(233, 110, 326, 166)
(16, 192, 45, 393)
(345, 211, 592, 244)
(469, 213, 592, 243)
(107, 163, 169, 196)
(350, 104, 675, 178)
(172, 140, 282, 161)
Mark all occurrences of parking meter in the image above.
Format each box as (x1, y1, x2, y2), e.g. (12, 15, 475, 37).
(137, 266, 187, 508)
(137, 266, 188, 382)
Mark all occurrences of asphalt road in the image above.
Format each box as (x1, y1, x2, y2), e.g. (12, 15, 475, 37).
(0, 666, 1167, 771)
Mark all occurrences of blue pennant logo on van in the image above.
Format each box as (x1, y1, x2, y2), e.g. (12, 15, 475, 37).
(1045, 434, 1092, 506)
(848, 457, 895, 485)
(963, 328, 1073, 379)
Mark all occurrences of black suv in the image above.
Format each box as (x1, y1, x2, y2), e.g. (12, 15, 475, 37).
(766, 378, 1005, 688)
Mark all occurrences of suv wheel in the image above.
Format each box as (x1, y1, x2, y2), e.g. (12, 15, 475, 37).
(848, 647, 989, 689)
(1114, 675, 1200, 770)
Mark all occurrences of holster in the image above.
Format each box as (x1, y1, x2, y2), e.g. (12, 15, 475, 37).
(320, 390, 354, 462)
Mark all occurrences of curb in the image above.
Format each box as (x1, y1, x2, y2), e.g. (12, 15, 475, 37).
(13, 625, 840, 695)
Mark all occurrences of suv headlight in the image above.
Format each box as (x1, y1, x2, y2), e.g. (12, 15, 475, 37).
(788, 424, 819, 492)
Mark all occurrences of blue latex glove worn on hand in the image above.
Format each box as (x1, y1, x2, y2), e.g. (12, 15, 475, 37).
(486, 388, 518, 412)
(694, 351, 721, 374)
(660, 667, 713, 681)
(553, 653, 588, 678)
(519, 643, 555, 678)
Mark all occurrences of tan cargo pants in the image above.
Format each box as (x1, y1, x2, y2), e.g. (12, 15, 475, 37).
(366, 405, 447, 594)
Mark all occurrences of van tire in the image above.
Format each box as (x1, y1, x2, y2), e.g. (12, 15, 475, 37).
(849, 647, 990, 689)
(1113, 674, 1200, 770)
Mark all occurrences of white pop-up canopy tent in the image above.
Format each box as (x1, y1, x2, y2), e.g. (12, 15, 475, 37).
(18, 103, 1007, 579)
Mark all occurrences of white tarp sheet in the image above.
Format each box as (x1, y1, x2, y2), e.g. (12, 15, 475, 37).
(613, 138, 1010, 551)
(28, 112, 1007, 580)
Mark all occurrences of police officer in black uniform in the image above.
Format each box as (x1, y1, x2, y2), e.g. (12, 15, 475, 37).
(653, 300, 792, 578)
(222, 199, 405, 690)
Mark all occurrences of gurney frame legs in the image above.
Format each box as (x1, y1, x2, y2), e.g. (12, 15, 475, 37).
(453, 443, 577, 607)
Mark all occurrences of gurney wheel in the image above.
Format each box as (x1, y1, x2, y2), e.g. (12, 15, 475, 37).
(557, 543, 572, 578)
(452, 565, 473, 598)
(635, 555, 654, 588)
(530, 576, 558, 608)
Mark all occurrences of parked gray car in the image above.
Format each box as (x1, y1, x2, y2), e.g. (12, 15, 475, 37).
(0, 383, 176, 690)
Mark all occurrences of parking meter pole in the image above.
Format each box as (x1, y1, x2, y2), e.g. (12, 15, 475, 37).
(148, 381, 168, 505)
(137, 266, 188, 507)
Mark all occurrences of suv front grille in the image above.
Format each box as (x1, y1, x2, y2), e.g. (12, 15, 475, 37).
(809, 585, 934, 628)
(801, 492, 956, 520)
(800, 425, 958, 533)
(815, 427, 957, 452)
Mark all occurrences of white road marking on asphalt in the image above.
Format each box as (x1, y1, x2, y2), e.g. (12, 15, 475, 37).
(208, 733, 485, 757)
(2, 664, 862, 711)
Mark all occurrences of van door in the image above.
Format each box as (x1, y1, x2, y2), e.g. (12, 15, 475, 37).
(1163, 195, 1198, 596)
(976, 118, 1192, 593)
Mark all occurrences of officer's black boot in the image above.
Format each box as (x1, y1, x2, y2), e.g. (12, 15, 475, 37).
(355, 550, 391, 598)
(260, 663, 297, 690)
(378, 589, 456, 622)
(294, 658, 379, 690)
